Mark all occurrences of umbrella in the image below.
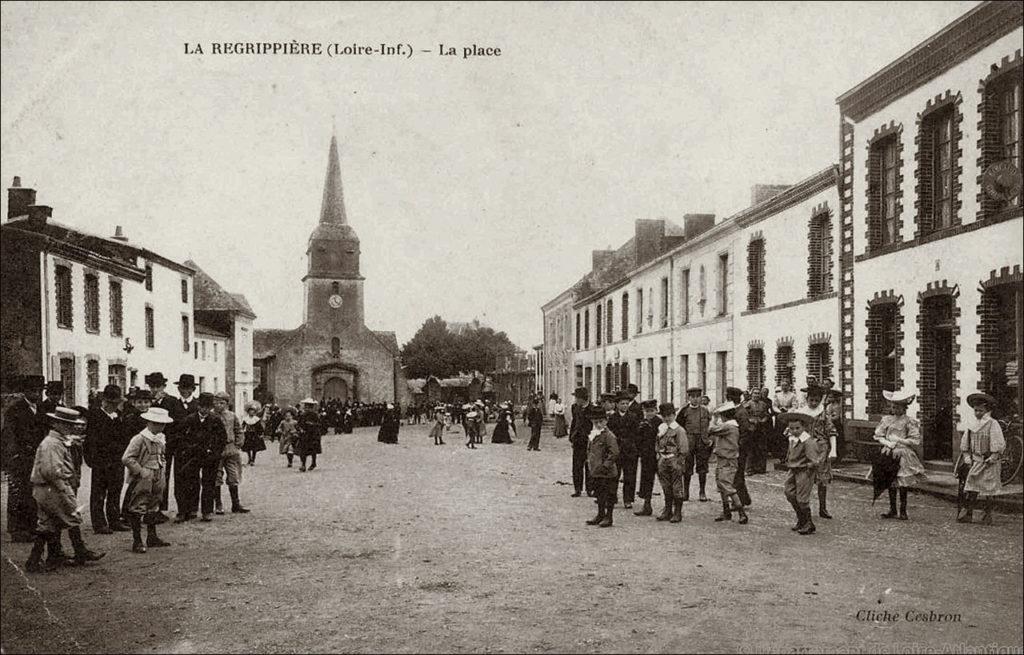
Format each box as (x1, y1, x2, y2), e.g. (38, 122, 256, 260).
(869, 448, 901, 502)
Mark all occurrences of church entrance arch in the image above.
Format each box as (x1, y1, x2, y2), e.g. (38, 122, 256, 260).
(324, 377, 349, 402)
(312, 364, 359, 403)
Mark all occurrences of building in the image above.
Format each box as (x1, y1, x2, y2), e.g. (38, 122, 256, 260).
(1, 177, 196, 404)
(492, 351, 535, 405)
(540, 284, 580, 404)
(253, 134, 407, 406)
(836, 1, 1023, 464)
(191, 320, 229, 396)
(188, 259, 257, 410)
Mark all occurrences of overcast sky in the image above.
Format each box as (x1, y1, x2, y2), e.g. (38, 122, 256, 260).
(1, 1, 979, 349)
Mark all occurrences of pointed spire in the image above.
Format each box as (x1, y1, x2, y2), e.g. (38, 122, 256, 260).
(319, 133, 348, 225)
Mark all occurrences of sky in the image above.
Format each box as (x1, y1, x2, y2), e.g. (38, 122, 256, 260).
(0, 1, 980, 349)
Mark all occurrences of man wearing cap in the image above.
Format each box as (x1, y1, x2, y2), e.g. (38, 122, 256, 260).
(122, 406, 174, 553)
(709, 400, 749, 524)
(569, 387, 594, 498)
(176, 392, 228, 522)
(802, 384, 837, 520)
(24, 407, 105, 572)
(725, 387, 753, 508)
(608, 391, 640, 509)
(84, 384, 131, 534)
(3, 375, 49, 542)
(676, 387, 712, 502)
(780, 410, 822, 535)
(873, 389, 926, 520)
(213, 392, 249, 515)
(957, 392, 1006, 525)
(633, 399, 661, 516)
(584, 404, 619, 528)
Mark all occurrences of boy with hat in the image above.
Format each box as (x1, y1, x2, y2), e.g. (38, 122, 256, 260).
(633, 399, 661, 516)
(176, 392, 228, 521)
(569, 387, 594, 498)
(85, 384, 131, 534)
(726, 386, 753, 507)
(122, 407, 174, 553)
(213, 392, 249, 514)
(802, 384, 837, 520)
(608, 391, 640, 508)
(956, 392, 1005, 525)
(873, 389, 926, 520)
(709, 400, 749, 524)
(3, 375, 48, 543)
(25, 407, 105, 572)
(676, 387, 712, 502)
(780, 410, 822, 535)
(654, 403, 688, 523)
(585, 404, 619, 527)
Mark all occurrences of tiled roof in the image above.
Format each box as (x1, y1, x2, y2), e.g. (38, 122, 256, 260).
(186, 259, 256, 318)
(194, 321, 230, 339)
(253, 328, 299, 359)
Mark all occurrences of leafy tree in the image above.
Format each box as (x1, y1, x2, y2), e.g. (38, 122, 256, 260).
(400, 317, 520, 379)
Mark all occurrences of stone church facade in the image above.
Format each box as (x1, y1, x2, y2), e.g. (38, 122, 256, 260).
(254, 135, 407, 406)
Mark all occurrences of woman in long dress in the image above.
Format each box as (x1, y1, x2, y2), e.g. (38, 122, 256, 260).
(241, 402, 266, 466)
(377, 404, 400, 444)
(872, 389, 927, 520)
(956, 392, 1005, 525)
(491, 404, 515, 444)
(553, 396, 568, 438)
(296, 399, 323, 472)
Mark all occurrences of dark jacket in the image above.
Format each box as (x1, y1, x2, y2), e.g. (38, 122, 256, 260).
(178, 412, 228, 462)
(607, 411, 639, 459)
(734, 404, 753, 444)
(1, 398, 48, 474)
(527, 407, 544, 431)
(587, 427, 620, 478)
(637, 415, 661, 459)
(568, 402, 593, 449)
(152, 395, 191, 452)
(676, 404, 712, 449)
(84, 406, 128, 468)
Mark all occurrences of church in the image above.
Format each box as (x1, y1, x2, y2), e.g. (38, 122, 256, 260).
(253, 135, 407, 406)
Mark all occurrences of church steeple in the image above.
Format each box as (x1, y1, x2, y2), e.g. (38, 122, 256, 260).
(319, 134, 348, 225)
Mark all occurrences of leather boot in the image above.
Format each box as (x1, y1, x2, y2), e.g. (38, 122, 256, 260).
(791, 500, 803, 531)
(599, 503, 613, 527)
(25, 534, 48, 573)
(698, 473, 708, 502)
(656, 499, 673, 521)
(898, 489, 909, 520)
(129, 514, 146, 553)
(957, 492, 975, 523)
(45, 533, 70, 568)
(586, 501, 605, 525)
(146, 522, 171, 548)
(714, 496, 732, 522)
(681, 475, 691, 502)
(229, 485, 250, 513)
(634, 498, 653, 516)
(797, 506, 816, 535)
(980, 498, 994, 526)
(68, 527, 105, 563)
(214, 486, 225, 515)
(818, 486, 832, 519)
(880, 488, 898, 519)
(669, 498, 682, 523)
(732, 494, 749, 524)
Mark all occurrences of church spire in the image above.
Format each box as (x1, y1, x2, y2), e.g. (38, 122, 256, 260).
(319, 134, 348, 225)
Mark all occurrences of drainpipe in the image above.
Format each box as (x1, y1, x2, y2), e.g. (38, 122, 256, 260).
(668, 256, 675, 405)
(40, 250, 50, 380)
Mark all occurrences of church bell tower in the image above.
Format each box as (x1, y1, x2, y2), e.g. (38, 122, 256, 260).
(303, 134, 365, 333)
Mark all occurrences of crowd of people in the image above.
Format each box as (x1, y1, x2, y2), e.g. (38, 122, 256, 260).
(560, 380, 1007, 533)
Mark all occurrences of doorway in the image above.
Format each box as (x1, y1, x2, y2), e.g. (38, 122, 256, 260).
(324, 376, 349, 402)
(921, 295, 955, 460)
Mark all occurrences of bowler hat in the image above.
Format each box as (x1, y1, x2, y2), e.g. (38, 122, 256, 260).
(586, 405, 609, 421)
(130, 388, 153, 401)
(626, 383, 639, 394)
(615, 391, 633, 402)
(175, 374, 197, 388)
(573, 387, 590, 399)
(101, 384, 123, 401)
(640, 399, 658, 410)
(197, 392, 216, 407)
(658, 402, 676, 416)
(215, 391, 231, 402)
(145, 372, 168, 387)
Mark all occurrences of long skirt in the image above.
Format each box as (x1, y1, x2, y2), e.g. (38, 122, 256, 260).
(553, 414, 568, 438)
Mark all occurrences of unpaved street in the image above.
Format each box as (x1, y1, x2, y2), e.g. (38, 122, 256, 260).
(2, 424, 1022, 654)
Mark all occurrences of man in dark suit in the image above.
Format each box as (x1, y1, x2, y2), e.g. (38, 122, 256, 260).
(85, 385, 131, 534)
(726, 386, 753, 507)
(176, 392, 228, 522)
(569, 387, 593, 498)
(625, 383, 643, 422)
(147, 373, 196, 518)
(633, 399, 661, 516)
(2, 375, 48, 542)
(526, 397, 544, 451)
(608, 391, 640, 509)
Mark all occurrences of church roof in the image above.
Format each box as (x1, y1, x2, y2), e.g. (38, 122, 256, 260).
(186, 259, 257, 319)
(253, 328, 299, 359)
(320, 134, 348, 226)
(372, 330, 399, 354)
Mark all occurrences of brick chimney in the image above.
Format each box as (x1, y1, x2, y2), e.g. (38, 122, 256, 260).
(750, 184, 791, 205)
(591, 249, 614, 272)
(27, 205, 53, 224)
(7, 176, 37, 220)
(683, 213, 715, 240)
(112, 225, 129, 242)
(634, 219, 666, 266)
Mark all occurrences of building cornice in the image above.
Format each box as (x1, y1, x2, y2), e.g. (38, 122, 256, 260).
(836, 1, 1023, 121)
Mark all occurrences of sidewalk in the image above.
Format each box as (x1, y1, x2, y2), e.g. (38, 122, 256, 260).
(827, 460, 1024, 514)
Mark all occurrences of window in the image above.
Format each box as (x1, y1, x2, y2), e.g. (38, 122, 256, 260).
(680, 269, 690, 324)
(635, 359, 642, 390)
(660, 277, 669, 328)
(83, 273, 100, 333)
(181, 316, 190, 352)
(214, 377, 219, 392)
(199, 376, 206, 392)
(606, 299, 614, 343)
(201, 340, 207, 360)
(808, 213, 832, 297)
(59, 356, 75, 406)
(584, 366, 593, 397)
(697, 354, 707, 395)
(747, 348, 765, 391)
(919, 107, 955, 234)
(575, 313, 581, 350)
(872, 136, 899, 248)
(679, 354, 689, 399)
(636, 289, 644, 334)
(575, 365, 584, 390)
(194, 342, 199, 359)
(981, 71, 1023, 216)
(621, 293, 629, 340)
(331, 337, 341, 356)
(109, 280, 123, 336)
(145, 306, 155, 348)
(332, 281, 340, 294)
(55, 265, 72, 329)
(747, 240, 765, 310)
(716, 351, 728, 404)
(867, 303, 901, 415)
(659, 356, 668, 402)
(144, 263, 153, 291)
(595, 304, 602, 347)
(107, 364, 126, 389)
(180, 278, 189, 303)
(698, 266, 707, 316)
(717, 253, 729, 316)
(647, 357, 654, 399)
(86, 360, 100, 396)
(214, 342, 218, 362)
(584, 309, 590, 349)
(775, 345, 795, 387)
(620, 362, 629, 389)
(807, 342, 832, 386)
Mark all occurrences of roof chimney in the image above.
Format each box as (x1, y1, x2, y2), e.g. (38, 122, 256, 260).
(683, 213, 715, 240)
(112, 225, 128, 242)
(8, 176, 37, 220)
(27, 205, 52, 224)
(750, 184, 791, 206)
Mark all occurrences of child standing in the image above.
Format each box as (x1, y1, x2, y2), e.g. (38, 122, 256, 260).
(465, 411, 479, 449)
(430, 408, 446, 445)
(585, 405, 620, 528)
(122, 407, 174, 553)
(276, 407, 298, 467)
(780, 411, 821, 535)
(241, 402, 266, 466)
(655, 403, 688, 523)
(709, 401, 749, 524)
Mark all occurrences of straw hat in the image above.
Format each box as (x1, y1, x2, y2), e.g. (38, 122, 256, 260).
(140, 407, 174, 424)
(882, 389, 916, 404)
(46, 406, 86, 425)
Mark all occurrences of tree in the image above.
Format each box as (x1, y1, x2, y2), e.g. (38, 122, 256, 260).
(400, 317, 520, 379)
(455, 326, 517, 373)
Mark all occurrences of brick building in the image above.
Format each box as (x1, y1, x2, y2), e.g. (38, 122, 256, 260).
(253, 135, 407, 407)
(837, 1, 1023, 464)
